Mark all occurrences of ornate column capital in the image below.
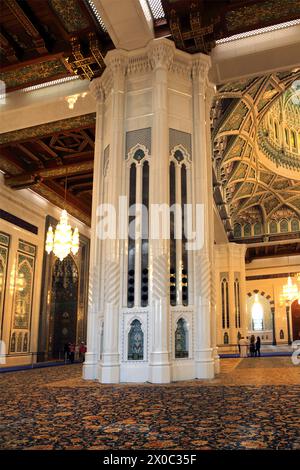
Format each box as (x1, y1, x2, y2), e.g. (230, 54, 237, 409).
(89, 78, 105, 102)
(105, 49, 128, 75)
(147, 38, 175, 71)
(192, 54, 211, 83)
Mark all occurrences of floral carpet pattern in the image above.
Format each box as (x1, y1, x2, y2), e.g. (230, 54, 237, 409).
(0, 358, 299, 450)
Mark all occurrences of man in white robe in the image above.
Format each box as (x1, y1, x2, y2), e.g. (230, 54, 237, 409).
(239, 337, 248, 358)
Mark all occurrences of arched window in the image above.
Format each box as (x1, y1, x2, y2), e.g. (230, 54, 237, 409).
(175, 318, 189, 358)
(274, 121, 279, 140)
(234, 278, 241, 328)
(254, 222, 262, 236)
(269, 220, 278, 234)
(234, 223, 242, 238)
(251, 294, 264, 331)
(280, 219, 288, 233)
(169, 146, 190, 307)
(291, 219, 299, 232)
(224, 332, 229, 344)
(127, 148, 150, 308)
(221, 278, 230, 329)
(128, 319, 144, 360)
(280, 329, 284, 340)
(285, 128, 289, 145)
(291, 130, 296, 148)
(244, 223, 251, 237)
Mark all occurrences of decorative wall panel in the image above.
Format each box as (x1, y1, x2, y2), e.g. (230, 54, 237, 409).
(10, 240, 36, 353)
(0, 233, 10, 339)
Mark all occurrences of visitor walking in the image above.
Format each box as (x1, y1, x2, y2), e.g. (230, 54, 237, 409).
(255, 336, 261, 357)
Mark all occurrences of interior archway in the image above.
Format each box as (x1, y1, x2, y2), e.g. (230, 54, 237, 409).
(49, 255, 79, 359)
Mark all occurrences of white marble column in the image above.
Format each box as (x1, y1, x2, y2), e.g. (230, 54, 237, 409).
(83, 83, 105, 380)
(192, 56, 215, 379)
(147, 40, 175, 383)
(98, 51, 127, 383)
(228, 248, 236, 343)
(205, 81, 220, 374)
(239, 246, 248, 338)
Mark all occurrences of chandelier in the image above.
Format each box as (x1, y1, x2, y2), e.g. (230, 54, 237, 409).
(281, 275, 299, 303)
(45, 175, 79, 260)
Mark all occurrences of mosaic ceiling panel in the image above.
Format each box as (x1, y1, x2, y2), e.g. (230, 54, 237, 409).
(212, 69, 300, 240)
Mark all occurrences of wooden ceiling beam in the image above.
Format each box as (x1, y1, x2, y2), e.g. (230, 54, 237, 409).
(4, 0, 48, 54)
(0, 31, 18, 63)
(4, 160, 94, 188)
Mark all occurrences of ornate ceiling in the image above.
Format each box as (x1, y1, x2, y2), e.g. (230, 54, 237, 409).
(1, 0, 300, 91)
(0, 114, 95, 224)
(0, 0, 113, 91)
(157, 0, 300, 54)
(212, 69, 300, 242)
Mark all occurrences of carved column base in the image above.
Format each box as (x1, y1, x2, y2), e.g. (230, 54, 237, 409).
(82, 352, 97, 380)
(149, 355, 171, 383)
(99, 353, 120, 383)
(195, 348, 215, 379)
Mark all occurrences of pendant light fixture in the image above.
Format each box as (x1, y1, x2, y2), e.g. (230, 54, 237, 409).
(45, 176, 79, 261)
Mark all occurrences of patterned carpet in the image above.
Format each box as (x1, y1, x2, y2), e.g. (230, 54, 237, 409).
(0, 359, 300, 450)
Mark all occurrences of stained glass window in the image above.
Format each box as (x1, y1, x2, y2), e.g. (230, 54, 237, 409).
(234, 224, 242, 238)
(128, 319, 144, 360)
(280, 219, 288, 233)
(175, 318, 188, 358)
(291, 219, 300, 232)
(244, 223, 251, 237)
(269, 220, 278, 233)
(254, 222, 262, 235)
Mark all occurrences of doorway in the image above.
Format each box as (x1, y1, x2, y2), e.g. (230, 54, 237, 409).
(291, 299, 300, 341)
(49, 255, 79, 359)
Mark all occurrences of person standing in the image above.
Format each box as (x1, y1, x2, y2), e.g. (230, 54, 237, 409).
(63, 343, 69, 363)
(250, 335, 256, 357)
(255, 336, 261, 357)
(239, 337, 248, 358)
(79, 342, 87, 362)
(69, 343, 75, 364)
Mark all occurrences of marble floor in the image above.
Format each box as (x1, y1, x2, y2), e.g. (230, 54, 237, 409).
(0, 357, 299, 450)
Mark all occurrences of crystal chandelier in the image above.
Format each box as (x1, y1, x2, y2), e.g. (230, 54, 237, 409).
(281, 275, 299, 303)
(45, 209, 79, 261)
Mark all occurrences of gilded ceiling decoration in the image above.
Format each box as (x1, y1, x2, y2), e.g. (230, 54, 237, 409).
(159, 0, 300, 54)
(48, 0, 89, 33)
(0, 113, 96, 145)
(225, 0, 300, 32)
(0, 57, 69, 90)
(212, 69, 300, 241)
(0, 0, 110, 91)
